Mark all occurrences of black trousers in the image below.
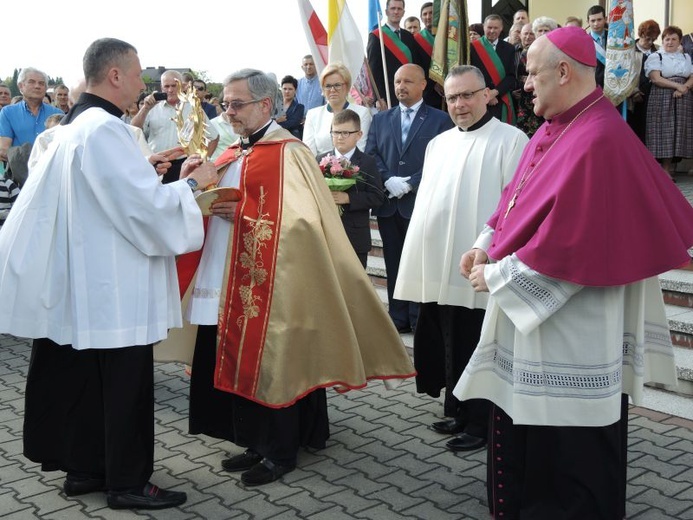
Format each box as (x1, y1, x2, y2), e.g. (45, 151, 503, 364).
(23, 338, 154, 490)
(377, 212, 419, 330)
(414, 303, 489, 437)
(356, 252, 368, 269)
(189, 325, 330, 466)
(488, 395, 629, 519)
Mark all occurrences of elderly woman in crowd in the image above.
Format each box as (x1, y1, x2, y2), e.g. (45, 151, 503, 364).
(645, 25, 693, 179)
(276, 75, 305, 139)
(303, 63, 371, 156)
(532, 16, 558, 37)
(628, 20, 661, 143)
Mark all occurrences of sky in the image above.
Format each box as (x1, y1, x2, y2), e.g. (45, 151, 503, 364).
(1, 0, 481, 88)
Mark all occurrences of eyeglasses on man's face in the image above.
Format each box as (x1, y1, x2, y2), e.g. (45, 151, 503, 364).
(194, 85, 206, 91)
(445, 87, 485, 104)
(222, 99, 263, 111)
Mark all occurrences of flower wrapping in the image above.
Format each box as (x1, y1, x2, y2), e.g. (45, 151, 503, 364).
(319, 154, 364, 214)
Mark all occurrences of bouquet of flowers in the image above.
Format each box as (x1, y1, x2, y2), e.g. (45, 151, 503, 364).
(318, 154, 363, 215)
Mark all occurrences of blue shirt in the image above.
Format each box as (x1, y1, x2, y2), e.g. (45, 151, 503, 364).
(0, 101, 64, 146)
(201, 101, 218, 120)
(296, 76, 324, 114)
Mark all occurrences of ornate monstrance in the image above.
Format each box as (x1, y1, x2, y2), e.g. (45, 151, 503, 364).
(174, 81, 210, 160)
(174, 80, 240, 215)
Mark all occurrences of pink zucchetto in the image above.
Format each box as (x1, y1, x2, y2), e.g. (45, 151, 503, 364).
(545, 26, 597, 67)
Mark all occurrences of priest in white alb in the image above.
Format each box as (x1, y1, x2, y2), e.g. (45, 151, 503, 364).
(394, 65, 528, 453)
(0, 38, 218, 510)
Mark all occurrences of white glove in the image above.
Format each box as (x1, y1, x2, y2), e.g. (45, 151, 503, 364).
(385, 176, 412, 198)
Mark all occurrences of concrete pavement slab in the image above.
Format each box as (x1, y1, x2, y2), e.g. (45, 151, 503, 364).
(1, 333, 693, 519)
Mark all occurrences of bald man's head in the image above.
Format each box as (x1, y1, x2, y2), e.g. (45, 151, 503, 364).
(394, 64, 427, 106)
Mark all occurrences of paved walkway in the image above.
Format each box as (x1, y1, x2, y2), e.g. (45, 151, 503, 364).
(1, 334, 692, 519)
(675, 171, 693, 205)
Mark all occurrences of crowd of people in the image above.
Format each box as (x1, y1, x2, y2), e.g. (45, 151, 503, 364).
(0, 1, 692, 518)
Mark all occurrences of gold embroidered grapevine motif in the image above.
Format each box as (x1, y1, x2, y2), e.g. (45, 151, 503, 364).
(237, 187, 274, 329)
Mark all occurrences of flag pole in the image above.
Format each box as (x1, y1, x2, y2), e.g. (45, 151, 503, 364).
(377, 9, 391, 108)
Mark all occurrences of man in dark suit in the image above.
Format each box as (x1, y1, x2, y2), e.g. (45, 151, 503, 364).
(470, 14, 517, 123)
(367, 0, 427, 109)
(587, 5, 608, 87)
(366, 64, 453, 333)
(316, 109, 384, 268)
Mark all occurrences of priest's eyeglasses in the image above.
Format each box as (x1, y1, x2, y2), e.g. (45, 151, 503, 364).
(221, 99, 263, 111)
(445, 88, 485, 104)
(330, 130, 359, 138)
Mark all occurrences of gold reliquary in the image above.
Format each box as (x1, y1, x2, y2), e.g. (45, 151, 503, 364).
(174, 80, 240, 215)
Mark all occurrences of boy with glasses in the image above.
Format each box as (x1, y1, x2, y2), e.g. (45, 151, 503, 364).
(316, 109, 384, 267)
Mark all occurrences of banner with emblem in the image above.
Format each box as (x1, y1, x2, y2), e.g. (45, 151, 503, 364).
(603, 0, 638, 107)
(429, 0, 469, 86)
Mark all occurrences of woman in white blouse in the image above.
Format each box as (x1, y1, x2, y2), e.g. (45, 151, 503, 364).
(644, 25, 693, 179)
(302, 63, 372, 156)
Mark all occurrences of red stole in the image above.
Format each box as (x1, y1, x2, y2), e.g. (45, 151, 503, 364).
(472, 37, 516, 125)
(175, 149, 242, 298)
(372, 25, 413, 65)
(176, 224, 206, 299)
(213, 141, 288, 398)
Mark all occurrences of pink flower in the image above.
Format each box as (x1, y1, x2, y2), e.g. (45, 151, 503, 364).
(319, 155, 332, 168)
(330, 162, 344, 174)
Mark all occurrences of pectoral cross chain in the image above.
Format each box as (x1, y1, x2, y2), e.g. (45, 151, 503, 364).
(505, 193, 517, 218)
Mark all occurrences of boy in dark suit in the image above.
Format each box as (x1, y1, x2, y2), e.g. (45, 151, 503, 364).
(316, 109, 384, 268)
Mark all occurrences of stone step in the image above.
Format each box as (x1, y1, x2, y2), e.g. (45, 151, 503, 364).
(660, 269, 693, 308)
(665, 303, 693, 349)
(659, 269, 693, 351)
(366, 254, 387, 288)
(371, 227, 382, 248)
(370, 228, 383, 258)
(641, 384, 693, 420)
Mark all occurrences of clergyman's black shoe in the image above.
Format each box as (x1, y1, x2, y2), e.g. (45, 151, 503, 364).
(241, 459, 295, 486)
(446, 433, 487, 452)
(431, 418, 466, 435)
(106, 482, 187, 510)
(221, 449, 263, 472)
(63, 474, 105, 496)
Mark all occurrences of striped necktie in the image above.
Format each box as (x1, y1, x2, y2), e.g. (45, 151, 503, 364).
(401, 108, 414, 144)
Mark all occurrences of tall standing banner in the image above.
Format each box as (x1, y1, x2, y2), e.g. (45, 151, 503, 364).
(429, 0, 469, 86)
(328, 0, 377, 106)
(368, 0, 381, 31)
(297, 0, 329, 74)
(431, 0, 441, 35)
(603, 0, 638, 109)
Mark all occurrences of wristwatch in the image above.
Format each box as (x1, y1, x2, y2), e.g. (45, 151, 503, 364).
(186, 177, 199, 191)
